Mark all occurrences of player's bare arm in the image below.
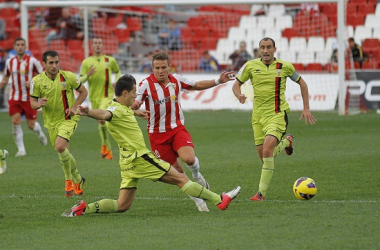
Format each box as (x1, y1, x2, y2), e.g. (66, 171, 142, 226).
(298, 78, 316, 125)
(191, 71, 235, 90)
(131, 100, 143, 110)
(66, 84, 88, 118)
(30, 97, 47, 109)
(77, 106, 112, 121)
(134, 109, 149, 120)
(232, 80, 247, 104)
(0, 76, 10, 89)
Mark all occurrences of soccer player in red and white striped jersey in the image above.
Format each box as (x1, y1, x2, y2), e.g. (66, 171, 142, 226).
(0, 38, 47, 157)
(135, 52, 235, 211)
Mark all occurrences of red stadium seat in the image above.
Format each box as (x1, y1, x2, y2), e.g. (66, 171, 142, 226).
(126, 17, 142, 32)
(346, 4, 357, 15)
(187, 17, 204, 28)
(346, 13, 365, 28)
(67, 40, 83, 50)
(0, 8, 16, 17)
(306, 63, 323, 71)
(358, 5, 375, 15)
(293, 63, 305, 71)
(362, 60, 376, 69)
(282, 28, 299, 39)
(293, 13, 310, 29)
(113, 29, 130, 43)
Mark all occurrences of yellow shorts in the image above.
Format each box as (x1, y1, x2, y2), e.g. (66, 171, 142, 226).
(91, 98, 112, 110)
(252, 111, 288, 146)
(48, 119, 79, 147)
(120, 152, 171, 189)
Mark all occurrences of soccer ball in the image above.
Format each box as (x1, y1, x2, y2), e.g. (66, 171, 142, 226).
(293, 177, 317, 200)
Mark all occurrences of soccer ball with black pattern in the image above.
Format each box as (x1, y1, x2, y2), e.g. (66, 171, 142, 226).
(293, 177, 317, 200)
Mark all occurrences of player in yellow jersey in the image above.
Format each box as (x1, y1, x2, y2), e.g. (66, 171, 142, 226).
(30, 50, 88, 197)
(80, 37, 121, 160)
(232, 37, 316, 201)
(0, 149, 9, 174)
(61, 74, 240, 217)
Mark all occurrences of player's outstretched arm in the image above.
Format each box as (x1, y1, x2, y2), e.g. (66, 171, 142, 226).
(77, 106, 112, 121)
(66, 84, 88, 118)
(298, 78, 316, 125)
(232, 80, 247, 104)
(134, 109, 149, 120)
(192, 71, 235, 90)
(131, 100, 143, 110)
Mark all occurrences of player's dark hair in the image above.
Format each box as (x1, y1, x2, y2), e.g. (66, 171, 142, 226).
(13, 37, 26, 45)
(259, 37, 276, 47)
(152, 52, 170, 65)
(348, 37, 355, 42)
(42, 50, 59, 63)
(115, 74, 136, 96)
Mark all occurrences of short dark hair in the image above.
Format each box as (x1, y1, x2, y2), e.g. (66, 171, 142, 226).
(114, 74, 136, 96)
(348, 37, 355, 42)
(13, 38, 26, 45)
(259, 37, 276, 47)
(42, 50, 59, 63)
(152, 52, 170, 65)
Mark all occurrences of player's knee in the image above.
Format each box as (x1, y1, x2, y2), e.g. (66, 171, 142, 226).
(182, 156, 195, 166)
(55, 144, 66, 153)
(262, 149, 273, 158)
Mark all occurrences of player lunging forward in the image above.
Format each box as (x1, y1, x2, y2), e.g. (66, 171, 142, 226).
(62, 74, 240, 217)
(30, 50, 87, 197)
(232, 37, 316, 201)
(80, 37, 121, 160)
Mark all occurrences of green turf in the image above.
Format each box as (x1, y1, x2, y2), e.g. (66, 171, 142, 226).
(0, 110, 379, 250)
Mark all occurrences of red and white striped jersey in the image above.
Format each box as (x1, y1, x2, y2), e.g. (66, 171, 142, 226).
(4, 55, 43, 101)
(136, 73, 195, 133)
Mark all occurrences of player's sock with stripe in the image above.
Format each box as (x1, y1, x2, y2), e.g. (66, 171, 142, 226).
(258, 157, 274, 196)
(32, 121, 44, 137)
(86, 199, 118, 213)
(273, 138, 290, 157)
(186, 156, 201, 179)
(58, 148, 72, 180)
(181, 180, 221, 205)
(68, 153, 82, 183)
(12, 125, 26, 153)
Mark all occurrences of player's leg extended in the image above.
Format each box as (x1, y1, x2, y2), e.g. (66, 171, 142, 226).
(11, 113, 26, 156)
(272, 112, 291, 157)
(99, 120, 112, 159)
(26, 119, 47, 146)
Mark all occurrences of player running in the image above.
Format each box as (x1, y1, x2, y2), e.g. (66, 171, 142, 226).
(61, 74, 240, 217)
(133, 52, 235, 211)
(232, 37, 316, 201)
(0, 38, 47, 157)
(30, 50, 87, 197)
(80, 37, 121, 160)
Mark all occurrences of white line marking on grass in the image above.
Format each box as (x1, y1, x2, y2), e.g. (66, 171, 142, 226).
(1, 195, 378, 203)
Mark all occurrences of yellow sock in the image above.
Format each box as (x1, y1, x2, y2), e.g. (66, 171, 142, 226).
(273, 138, 290, 157)
(181, 181, 221, 205)
(86, 199, 118, 213)
(99, 124, 111, 150)
(69, 154, 82, 183)
(258, 157, 274, 196)
(58, 149, 72, 180)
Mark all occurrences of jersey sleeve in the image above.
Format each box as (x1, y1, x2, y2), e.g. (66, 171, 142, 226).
(80, 60, 88, 77)
(106, 103, 120, 121)
(287, 62, 301, 83)
(32, 57, 44, 74)
(110, 57, 120, 73)
(29, 76, 40, 98)
(173, 73, 195, 90)
(68, 71, 81, 90)
(135, 79, 148, 102)
(236, 63, 251, 83)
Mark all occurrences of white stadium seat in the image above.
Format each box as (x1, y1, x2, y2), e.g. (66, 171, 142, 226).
(347, 25, 354, 38)
(354, 26, 372, 45)
(364, 14, 380, 29)
(246, 28, 264, 44)
(239, 16, 257, 29)
(372, 27, 380, 40)
(307, 37, 325, 53)
(315, 51, 332, 65)
(278, 51, 296, 63)
(228, 27, 247, 40)
(267, 4, 285, 17)
(264, 29, 282, 41)
(375, 3, 380, 16)
(257, 16, 275, 30)
(275, 15, 293, 31)
(296, 51, 315, 65)
(289, 37, 307, 52)
(325, 37, 337, 53)
(275, 37, 289, 53)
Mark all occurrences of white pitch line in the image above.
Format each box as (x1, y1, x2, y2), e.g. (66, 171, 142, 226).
(0, 195, 378, 203)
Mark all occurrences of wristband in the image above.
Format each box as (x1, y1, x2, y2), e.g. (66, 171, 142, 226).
(215, 79, 220, 85)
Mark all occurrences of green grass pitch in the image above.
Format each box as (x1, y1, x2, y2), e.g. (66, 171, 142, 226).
(0, 110, 379, 249)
